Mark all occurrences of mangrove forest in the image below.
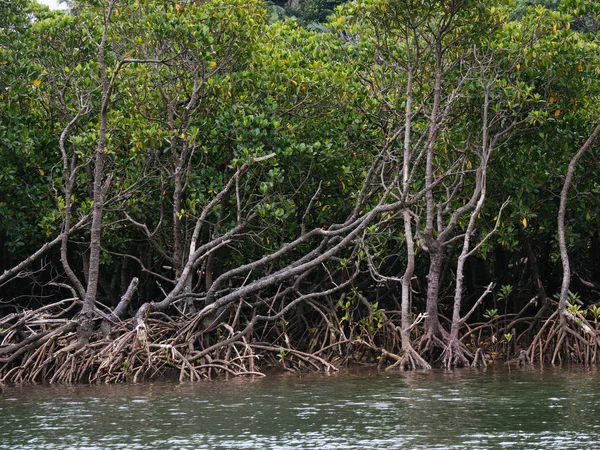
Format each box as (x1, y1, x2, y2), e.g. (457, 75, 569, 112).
(1, 0, 600, 384)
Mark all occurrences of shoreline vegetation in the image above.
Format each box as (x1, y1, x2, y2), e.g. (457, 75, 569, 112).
(1, 289, 599, 385)
(2, 0, 600, 384)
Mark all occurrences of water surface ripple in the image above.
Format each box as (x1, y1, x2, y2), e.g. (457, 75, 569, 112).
(1, 367, 599, 449)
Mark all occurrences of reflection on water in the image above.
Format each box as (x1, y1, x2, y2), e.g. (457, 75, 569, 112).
(1, 367, 599, 449)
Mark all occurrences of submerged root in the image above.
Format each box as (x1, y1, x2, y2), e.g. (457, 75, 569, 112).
(441, 339, 472, 369)
(359, 339, 431, 371)
(11, 296, 600, 383)
(471, 348, 487, 369)
(517, 350, 532, 368)
(378, 343, 431, 371)
(398, 345, 431, 370)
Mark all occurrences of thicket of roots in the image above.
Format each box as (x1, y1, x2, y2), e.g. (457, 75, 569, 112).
(441, 339, 472, 369)
(0, 296, 428, 384)
(528, 309, 600, 366)
(5, 293, 598, 385)
(416, 327, 449, 363)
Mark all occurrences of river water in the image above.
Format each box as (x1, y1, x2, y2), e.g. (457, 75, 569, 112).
(1, 366, 599, 449)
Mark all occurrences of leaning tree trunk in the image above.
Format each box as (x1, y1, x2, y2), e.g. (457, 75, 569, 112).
(444, 174, 487, 369)
(551, 122, 600, 365)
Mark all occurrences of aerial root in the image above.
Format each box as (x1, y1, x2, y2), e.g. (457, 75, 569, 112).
(375, 344, 432, 371)
(471, 348, 487, 369)
(441, 339, 472, 369)
(416, 329, 448, 361)
(0, 304, 350, 384)
(397, 346, 432, 370)
(528, 310, 600, 366)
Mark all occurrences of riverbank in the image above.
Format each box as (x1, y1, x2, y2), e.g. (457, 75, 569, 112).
(2, 295, 597, 385)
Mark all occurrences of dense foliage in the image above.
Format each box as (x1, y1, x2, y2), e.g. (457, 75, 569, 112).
(1, 0, 599, 382)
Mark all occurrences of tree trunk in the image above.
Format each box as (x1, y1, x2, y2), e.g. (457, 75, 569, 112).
(81, 2, 116, 341)
(557, 123, 600, 314)
(400, 210, 415, 352)
(424, 246, 444, 337)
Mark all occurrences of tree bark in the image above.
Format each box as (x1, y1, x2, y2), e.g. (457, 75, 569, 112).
(424, 246, 444, 337)
(557, 123, 600, 314)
